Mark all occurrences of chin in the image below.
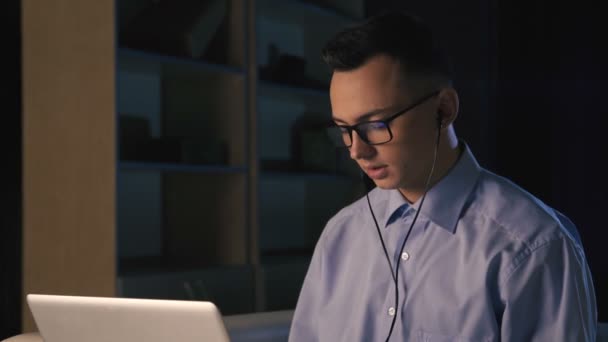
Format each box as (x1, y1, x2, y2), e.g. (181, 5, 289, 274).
(372, 177, 400, 190)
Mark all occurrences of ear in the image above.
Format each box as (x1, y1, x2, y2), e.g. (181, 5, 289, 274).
(436, 87, 459, 129)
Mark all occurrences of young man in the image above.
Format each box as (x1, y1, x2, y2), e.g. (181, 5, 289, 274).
(289, 12, 597, 342)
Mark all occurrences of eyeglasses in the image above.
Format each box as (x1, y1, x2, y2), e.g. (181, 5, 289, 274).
(326, 90, 440, 147)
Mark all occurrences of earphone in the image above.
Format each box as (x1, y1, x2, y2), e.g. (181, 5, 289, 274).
(365, 111, 442, 341)
(436, 110, 444, 129)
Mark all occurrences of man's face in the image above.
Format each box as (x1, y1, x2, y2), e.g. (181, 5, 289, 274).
(329, 54, 440, 191)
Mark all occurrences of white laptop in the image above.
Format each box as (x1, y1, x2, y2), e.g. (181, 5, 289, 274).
(27, 294, 230, 342)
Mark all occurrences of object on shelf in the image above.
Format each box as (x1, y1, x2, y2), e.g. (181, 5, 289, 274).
(121, 0, 227, 59)
(259, 44, 328, 89)
(119, 116, 228, 164)
(119, 115, 150, 159)
(303, 0, 365, 19)
(290, 113, 338, 173)
(122, 137, 228, 165)
(119, 115, 151, 139)
(179, 137, 228, 165)
(119, 115, 154, 161)
(120, 137, 182, 163)
(259, 160, 299, 173)
(183, 279, 212, 301)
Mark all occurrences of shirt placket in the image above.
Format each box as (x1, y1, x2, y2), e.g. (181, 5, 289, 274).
(382, 208, 426, 337)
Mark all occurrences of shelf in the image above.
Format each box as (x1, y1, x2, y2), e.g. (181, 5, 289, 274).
(117, 0, 246, 69)
(119, 161, 247, 174)
(255, 0, 360, 94)
(258, 174, 361, 253)
(117, 253, 312, 277)
(118, 256, 248, 276)
(112, 0, 366, 313)
(117, 47, 245, 77)
(117, 171, 247, 264)
(260, 170, 353, 182)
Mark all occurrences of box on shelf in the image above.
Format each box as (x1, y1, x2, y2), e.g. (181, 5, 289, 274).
(259, 43, 328, 89)
(119, 114, 228, 164)
(290, 114, 337, 173)
(121, 0, 227, 58)
(303, 0, 365, 19)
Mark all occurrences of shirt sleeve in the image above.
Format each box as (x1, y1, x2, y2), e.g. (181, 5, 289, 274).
(500, 236, 597, 341)
(288, 234, 326, 342)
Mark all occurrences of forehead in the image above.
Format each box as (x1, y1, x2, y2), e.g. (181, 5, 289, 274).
(329, 55, 413, 121)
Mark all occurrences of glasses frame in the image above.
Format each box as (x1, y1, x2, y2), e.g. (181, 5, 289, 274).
(328, 90, 441, 147)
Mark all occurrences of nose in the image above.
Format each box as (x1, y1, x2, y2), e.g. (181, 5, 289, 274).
(349, 131, 375, 160)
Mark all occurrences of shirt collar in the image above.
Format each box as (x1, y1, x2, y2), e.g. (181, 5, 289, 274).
(384, 188, 413, 227)
(383, 142, 481, 233)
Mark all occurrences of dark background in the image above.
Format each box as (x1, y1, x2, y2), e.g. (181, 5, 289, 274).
(2, 0, 23, 339)
(371, 0, 607, 325)
(2, 0, 606, 338)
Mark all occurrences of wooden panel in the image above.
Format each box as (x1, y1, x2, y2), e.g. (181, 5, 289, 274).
(162, 71, 246, 166)
(22, 0, 115, 332)
(227, 0, 246, 67)
(164, 173, 247, 266)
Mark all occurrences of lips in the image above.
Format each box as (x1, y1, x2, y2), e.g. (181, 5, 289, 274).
(365, 165, 388, 180)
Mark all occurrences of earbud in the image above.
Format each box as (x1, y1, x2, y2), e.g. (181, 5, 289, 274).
(436, 111, 443, 129)
(435, 111, 443, 144)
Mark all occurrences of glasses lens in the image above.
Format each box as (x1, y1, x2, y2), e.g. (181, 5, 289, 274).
(326, 126, 351, 147)
(358, 121, 391, 145)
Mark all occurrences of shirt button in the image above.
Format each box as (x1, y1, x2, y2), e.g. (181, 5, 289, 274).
(388, 307, 396, 316)
(401, 252, 410, 261)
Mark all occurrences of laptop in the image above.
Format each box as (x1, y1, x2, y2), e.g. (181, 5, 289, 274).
(27, 294, 230, 342)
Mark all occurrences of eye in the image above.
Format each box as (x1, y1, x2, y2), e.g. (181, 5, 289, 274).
(362, 121, 387, 131)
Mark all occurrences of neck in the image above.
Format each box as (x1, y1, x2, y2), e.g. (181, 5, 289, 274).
(399, 129, 461, 204)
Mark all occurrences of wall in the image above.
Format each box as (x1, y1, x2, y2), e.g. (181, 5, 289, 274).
(369, 0, 607, 320)
(495, 0, 607, 320)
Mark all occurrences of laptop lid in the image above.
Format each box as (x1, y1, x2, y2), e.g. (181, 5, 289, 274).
(27, 294, 230, 342)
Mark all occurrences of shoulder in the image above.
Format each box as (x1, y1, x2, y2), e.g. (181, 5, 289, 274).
(471, 169, 575, 249)
(464, 169, 589, 288)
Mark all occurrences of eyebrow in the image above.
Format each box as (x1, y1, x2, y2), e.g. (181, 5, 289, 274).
(331, 106, 396, 124)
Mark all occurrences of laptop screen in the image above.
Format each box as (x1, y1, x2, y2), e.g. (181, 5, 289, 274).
(27, 294, 230, 342)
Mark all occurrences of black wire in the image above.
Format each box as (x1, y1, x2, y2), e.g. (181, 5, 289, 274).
(366, 129, 441, 342)
(367, 195, 396, 282)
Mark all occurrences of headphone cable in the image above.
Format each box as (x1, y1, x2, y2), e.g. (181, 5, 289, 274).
(365, 129, 441, 342)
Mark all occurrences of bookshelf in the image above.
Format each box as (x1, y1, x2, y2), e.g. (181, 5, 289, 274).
(21, 0, 366, 326)
(254, 0, 364, 312)
(114, 0, 252, 314)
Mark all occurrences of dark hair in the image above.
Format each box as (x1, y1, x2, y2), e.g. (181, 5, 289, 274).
(322, 11, 453, 82)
